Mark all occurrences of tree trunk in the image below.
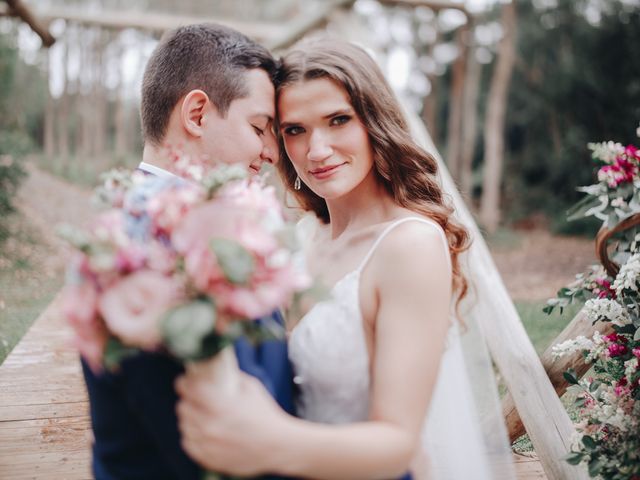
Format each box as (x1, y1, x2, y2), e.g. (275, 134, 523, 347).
(459, 38, 482, 199)
(479, 2, 517, 233)
(445, 25, 468, 183)
(57, 34, 70, 160)
(114, 56, 128, 159)
(93, 29, 108, 163)
(44, 49, 55, 160)
(79, 28, 93, 159)
(421, 29, 440, 143)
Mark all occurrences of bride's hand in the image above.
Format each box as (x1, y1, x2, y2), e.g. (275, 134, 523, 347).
(175, 369, 288, 475)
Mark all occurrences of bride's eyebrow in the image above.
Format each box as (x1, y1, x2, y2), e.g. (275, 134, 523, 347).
(278, 120, 298, 129)
(323, 108, 353, 119)
(279, 108, 355, 128)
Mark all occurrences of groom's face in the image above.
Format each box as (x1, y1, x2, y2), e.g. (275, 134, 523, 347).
(202, 69, 278, 173)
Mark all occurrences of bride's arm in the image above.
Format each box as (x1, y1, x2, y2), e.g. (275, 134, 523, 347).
(176, 223, 452, 479)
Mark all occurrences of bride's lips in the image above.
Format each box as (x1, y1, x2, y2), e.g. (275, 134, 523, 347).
(309, 163, 345, 179)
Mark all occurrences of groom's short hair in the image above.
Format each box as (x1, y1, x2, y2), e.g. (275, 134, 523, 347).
(141, 23, 277, 146)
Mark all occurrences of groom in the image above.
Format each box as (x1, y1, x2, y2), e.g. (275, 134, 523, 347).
(81, 23, 293, 480)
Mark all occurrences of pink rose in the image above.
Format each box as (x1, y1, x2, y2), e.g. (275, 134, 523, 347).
(115, 243, 147, 274)
(607, 343, 628, 357)
(212, 284, 274, 320)
(60, 282, 107, 372)
(183, 244, 225, 293)
(147, 184, 204, 236)
(91, 209, 127, 245)
(98, 270, 183, 349)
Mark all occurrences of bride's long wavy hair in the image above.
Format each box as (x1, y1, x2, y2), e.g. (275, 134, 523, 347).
(275, 39, 471, 307)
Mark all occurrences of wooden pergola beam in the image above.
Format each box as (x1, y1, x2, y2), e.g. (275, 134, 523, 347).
(28, 6, 282, 42)
(378, 0, 471, 17)
(2, 0, 55, 47)
(267, 0, 357, 51)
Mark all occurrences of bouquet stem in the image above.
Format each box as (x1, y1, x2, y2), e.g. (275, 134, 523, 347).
(187, 346, 240, 395)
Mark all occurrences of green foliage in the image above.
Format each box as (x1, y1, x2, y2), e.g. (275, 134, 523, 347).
(0, 32, 46, 138)
(0, 131, 30, 241)
(504, 0, 640, 226)
(0, 31, 46, 241)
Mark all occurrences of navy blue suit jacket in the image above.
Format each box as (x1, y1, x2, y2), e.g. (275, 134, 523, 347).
(82, 311, 294, 480)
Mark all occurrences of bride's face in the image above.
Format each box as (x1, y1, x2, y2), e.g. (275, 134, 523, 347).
(278, 77, 375, 200)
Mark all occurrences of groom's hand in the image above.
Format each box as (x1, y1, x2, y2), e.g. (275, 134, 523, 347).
(175, 370, 289, 476)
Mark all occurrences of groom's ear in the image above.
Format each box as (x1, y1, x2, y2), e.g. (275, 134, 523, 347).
(180, 89, 214, 138)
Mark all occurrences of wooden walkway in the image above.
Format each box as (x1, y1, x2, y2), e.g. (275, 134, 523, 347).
(0, 295, 92, 479)
(0, 295, 547, 479)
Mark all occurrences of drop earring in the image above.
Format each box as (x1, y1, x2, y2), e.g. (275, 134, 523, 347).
(294, 176, 301, 191)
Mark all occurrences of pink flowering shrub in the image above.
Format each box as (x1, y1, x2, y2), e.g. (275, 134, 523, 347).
(548, 128, 640, 479)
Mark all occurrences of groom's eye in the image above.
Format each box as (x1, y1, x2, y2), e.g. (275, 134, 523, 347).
(252, 125, 265, 136)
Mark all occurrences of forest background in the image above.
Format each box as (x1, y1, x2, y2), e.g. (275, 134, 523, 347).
(1, 0, 639, 367)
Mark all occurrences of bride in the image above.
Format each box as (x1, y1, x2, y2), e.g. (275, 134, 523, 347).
(176, 39, 515, 479)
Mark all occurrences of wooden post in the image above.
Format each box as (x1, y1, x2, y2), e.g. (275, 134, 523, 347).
(503, 309, 614, 442)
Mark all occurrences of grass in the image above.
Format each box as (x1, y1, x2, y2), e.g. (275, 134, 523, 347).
(0, 213, 63, 364)
(516, 299, 582, 355)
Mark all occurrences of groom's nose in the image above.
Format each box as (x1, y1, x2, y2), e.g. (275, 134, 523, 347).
(260, 131, 279, 165)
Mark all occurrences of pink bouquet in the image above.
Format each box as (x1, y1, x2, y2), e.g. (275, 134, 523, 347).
(59, 163, 310, 376)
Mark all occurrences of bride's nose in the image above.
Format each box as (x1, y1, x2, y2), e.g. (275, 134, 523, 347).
(307, 129, 333, 162)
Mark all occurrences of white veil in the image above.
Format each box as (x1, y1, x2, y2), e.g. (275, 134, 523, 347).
(418, 312, 516, 480)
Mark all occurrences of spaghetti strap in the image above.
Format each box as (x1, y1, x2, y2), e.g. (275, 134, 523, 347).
(356, 217, 450, 273)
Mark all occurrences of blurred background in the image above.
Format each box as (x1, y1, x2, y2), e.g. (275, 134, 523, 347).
(1, 0, 639, 380)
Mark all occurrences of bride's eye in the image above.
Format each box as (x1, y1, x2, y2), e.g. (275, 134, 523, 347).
(330, 115, 351, 126)
(283, 125, 304, 136)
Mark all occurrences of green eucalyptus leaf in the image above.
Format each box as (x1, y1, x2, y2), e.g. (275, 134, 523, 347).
(161, 300, 217, 360)
(582, 435, 597, 450)
(588, 456, 605, 476)
(563, 369, 579, 385)
(564, 451, 585, 466)
(567, 195, 603, 221)
(210, 238, 255, 285)
(103, 336, 140, 371)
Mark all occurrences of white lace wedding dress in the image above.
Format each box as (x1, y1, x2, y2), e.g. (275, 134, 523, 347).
(289, 217, 516, 479)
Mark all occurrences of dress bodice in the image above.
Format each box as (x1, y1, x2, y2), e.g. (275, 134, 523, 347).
(287, 216, 515, 479)
(288, 217, 448, 424)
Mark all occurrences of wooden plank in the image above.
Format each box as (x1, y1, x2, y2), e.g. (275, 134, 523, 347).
(4, 0, 55, 47)
(378, 0, 471, 16)
(267, 0, 357, 51)
(514, 454, 547, 479)
(32, 5, 281, 40)
(0, 295, 92, 479)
